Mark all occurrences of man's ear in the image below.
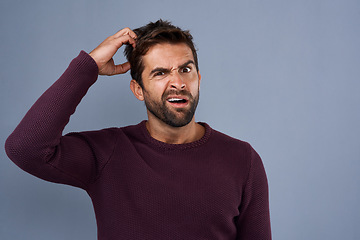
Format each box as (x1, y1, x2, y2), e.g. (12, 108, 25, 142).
(198, 71, 202, 87)
(130, 79, 144, 101)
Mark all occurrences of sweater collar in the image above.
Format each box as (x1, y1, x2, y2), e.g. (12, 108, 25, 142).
(139, 120, 212, 150)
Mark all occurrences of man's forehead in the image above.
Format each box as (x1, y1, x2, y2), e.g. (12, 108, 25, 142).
(143, 43, 194, 69)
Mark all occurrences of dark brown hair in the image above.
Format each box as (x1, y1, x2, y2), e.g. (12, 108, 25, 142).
(124, 20, 198, 88)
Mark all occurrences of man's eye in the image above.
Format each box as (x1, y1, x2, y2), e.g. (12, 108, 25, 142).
(154, 71, 164, 76)
(182, 67, 191, 73)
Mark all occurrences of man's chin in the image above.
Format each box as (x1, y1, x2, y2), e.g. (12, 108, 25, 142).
(162, 113, 194, 128)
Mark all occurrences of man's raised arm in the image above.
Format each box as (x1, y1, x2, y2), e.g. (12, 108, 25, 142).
(5, 28, 137, 189)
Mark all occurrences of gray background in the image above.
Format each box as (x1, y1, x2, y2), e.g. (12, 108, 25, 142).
(1, 0, 359, 239)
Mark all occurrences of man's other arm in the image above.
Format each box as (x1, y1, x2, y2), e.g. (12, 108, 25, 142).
(236, 146, 272, 239)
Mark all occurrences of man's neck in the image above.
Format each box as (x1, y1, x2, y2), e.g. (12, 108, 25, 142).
(145, 116, 205, 145)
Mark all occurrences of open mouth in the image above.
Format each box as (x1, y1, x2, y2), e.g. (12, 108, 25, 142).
(167, 98, 188, 104)
(166, 96, 189, 108)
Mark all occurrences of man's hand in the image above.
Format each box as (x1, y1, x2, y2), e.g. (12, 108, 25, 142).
(89, 28, 137, 76)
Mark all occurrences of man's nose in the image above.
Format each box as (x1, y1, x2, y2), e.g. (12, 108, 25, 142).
(170, 72, 186, 89)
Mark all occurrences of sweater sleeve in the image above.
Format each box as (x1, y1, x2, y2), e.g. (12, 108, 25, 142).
(236, 145, 272, 239)
(5, 51, 113, 190)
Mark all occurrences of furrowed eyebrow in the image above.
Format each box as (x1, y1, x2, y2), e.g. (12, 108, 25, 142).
(179, 60, 195, 69)
(150, 67, 169, 76)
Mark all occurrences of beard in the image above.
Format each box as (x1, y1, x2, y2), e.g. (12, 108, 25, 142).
(143, 88, 199, 127)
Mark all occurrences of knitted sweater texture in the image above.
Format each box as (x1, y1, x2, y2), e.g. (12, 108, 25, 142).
(5, 51, 271, 239)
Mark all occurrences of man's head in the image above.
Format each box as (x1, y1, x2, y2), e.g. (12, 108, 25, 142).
(126, 20, 201, 128)
(124, 19, 199, 89)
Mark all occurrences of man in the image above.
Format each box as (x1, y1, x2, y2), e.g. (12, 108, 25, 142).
(5, 20, 271, 239)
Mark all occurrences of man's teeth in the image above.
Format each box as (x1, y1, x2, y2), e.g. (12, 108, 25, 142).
(168, 98, 185, 103)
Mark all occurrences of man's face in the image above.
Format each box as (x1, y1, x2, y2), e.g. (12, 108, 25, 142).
(140, 43, 201, 127)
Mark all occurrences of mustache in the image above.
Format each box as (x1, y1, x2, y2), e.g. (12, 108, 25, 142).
(162, 89, 193, 100)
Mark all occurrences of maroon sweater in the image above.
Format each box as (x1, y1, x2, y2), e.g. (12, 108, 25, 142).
(5, 51, 271, 239)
